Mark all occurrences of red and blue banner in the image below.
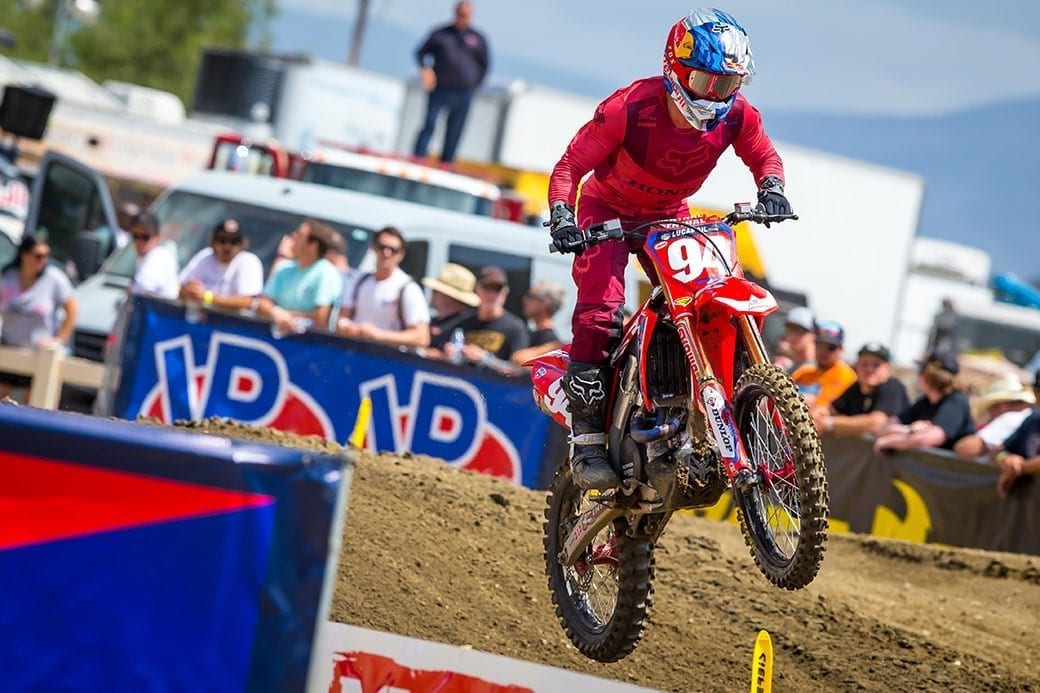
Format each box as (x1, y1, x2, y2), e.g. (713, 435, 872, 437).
(0, 404, 349, 692)
(112, 298, 561, 488)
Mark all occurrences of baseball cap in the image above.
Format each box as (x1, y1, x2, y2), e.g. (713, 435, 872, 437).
(526, 281, 565, 314)
(784, 306, 815, 332)
(815, 320, 845, 347)
(917, 349, 959, 375)
(478, 265, 508, 288)
(857, 341, 891, 362)
(422, 263, 480, 307)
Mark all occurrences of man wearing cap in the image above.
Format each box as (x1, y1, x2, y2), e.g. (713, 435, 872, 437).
(813, 341, 909, 437)
(875, 350, 975, 453)
(791, 320, 857, 410)
(991, 369, 1040, 497)
(451, 265, 529, 364)
(510, 280, 566, 365)
(772, 306, 816, 374)
(953, 374, 1036, 457)
(179, 218, 265, 312)
(423, 262, 480, 354)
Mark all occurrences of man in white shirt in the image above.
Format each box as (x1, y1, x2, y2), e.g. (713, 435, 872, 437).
(337, 226, 430, 348)
(128, 211, 178, 299)
(178, 218, 264, 311)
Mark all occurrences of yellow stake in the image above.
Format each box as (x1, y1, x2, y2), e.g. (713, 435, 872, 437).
(750, 629, 774, 693)
(349, 396, 372, 449)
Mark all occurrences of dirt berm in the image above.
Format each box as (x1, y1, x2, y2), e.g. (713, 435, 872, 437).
(185, 420, 1040, 692)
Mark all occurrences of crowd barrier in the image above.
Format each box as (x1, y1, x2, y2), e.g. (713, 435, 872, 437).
(696, 433, 1040, 556)
(0, 404, 351, 692)
(0, 343, 105, 408)
(109, 297, 566, 488)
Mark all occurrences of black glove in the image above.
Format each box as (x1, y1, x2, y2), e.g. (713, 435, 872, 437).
(547, 201, 584, 256)
(756, 176, 792, 224)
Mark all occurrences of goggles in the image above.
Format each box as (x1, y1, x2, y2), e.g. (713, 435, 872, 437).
(685, 68, 743, 101)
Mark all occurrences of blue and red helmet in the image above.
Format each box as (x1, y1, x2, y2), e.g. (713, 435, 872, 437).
(663, 9, 756, 130)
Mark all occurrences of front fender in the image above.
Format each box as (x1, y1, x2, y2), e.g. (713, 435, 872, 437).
(693, 277, 778, 317)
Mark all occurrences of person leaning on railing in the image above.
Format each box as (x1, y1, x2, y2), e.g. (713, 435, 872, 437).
(0, 233, 78, 402)
(178, 218, 264, 312)
(991, 369, 1040, 498)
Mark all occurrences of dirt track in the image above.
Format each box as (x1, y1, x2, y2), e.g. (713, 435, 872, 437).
(192, 420, 1040, 692)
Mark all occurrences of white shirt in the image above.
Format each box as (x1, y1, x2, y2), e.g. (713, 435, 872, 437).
(132, 242, 179, 299)
(978, 409, 1034, 449)
(179, 247, 264, 297)
(345, 268, 430, 331)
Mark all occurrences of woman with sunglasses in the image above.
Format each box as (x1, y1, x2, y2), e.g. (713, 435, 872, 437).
(545, 9, 792, 489)
(0, 233, 78, 402)
(178, 219, 264, 311)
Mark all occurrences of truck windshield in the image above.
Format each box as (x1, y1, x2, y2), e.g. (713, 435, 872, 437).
(101, 190, 372, 278)
(301, 163, 495, 217)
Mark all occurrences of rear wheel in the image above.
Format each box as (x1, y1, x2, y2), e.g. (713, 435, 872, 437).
(543, 466, 654, 662)
(732, 364, 828, 589)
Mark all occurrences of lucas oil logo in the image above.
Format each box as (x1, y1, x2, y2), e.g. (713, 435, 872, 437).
(139, 332, 521, 482)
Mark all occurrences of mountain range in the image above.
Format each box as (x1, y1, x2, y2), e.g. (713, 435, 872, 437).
(266, 9, 1039, 281)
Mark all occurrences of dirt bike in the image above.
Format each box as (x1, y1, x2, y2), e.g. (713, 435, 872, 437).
(528, 203, 828, 662)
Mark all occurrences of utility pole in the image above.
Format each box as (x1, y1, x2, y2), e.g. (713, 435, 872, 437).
(346, 0, 371, 66)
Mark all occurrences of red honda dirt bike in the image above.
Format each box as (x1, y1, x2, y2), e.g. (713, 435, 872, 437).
(529, 204, 828, 662)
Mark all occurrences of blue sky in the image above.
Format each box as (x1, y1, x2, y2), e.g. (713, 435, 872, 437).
(271, 0, 1040, 116)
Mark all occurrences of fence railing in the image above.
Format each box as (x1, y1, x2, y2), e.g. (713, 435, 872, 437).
(0, 344, 105, 409)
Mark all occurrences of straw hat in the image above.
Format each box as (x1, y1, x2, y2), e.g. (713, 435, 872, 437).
(422, 263, 480, 307)
(971, 373, 1036, 421)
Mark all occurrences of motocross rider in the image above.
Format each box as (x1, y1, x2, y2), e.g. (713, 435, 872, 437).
(548, 8, 792, 491)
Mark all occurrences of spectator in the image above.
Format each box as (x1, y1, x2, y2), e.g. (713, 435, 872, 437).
(791, 320, 857, 410)
(453, 265, 529, 366)
(323, 229, 362, 327)
(337, 226, 430, 348)
(510, 281, 565, 365)
(772, 306, 815, 373)
(114, 201, 140, 249)
(993, 370, 1040, 498)
(0, 234, 78, 402)
(257, 219, 343, 336)
(423, 262, 480, 354)
(874, 350, 975, 453)
(812, 341, 909, 437)
(178, 218, 264, 311)
(128, 211, 178, 299)
(412, 1, 490, 164)
(953, 374, 1035, 458)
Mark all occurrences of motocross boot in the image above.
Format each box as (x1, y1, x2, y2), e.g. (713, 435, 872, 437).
(562, 362, 619, 491)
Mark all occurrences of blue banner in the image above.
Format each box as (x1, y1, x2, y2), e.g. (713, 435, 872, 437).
(0, 404, 348, 692)
(113, 298, 556, 488)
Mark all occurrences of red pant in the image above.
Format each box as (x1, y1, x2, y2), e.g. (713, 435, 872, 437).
(570, 197, 658, 364)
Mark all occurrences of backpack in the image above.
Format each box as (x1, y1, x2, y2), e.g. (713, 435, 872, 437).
(350, 272, 420, 330)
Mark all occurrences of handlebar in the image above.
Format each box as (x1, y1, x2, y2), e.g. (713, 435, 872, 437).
(547, 204, 798, 254)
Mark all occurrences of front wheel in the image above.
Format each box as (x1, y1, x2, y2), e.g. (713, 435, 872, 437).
(732, 364, 828, 589)
(543, 466, 654, 662)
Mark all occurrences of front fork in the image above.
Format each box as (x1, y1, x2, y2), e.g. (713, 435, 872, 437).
(677, 314, 767, 485)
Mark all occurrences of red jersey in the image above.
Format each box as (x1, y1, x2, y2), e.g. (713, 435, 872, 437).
(548, 77, 784, 218)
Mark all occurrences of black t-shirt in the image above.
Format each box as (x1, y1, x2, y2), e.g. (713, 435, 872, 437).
(1002, 410, 1040, 458)
(831, 378, 910, 417)
(430, 308, 477, 349)
(452, 310, 529, 360)
(529, 326, 560, 348)
(899, 391, 976, 449)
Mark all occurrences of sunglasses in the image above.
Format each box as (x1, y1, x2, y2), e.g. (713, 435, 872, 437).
(131, 233, 153, 242)
(375, 243, 403, 255)
(214, 235, 242, 246)
(479, 282, 505, 293)
(816, 342, 839, 352)
(32, 251, 50, 260)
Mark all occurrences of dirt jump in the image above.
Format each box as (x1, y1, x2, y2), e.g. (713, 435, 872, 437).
(188, 419, 1040, 692)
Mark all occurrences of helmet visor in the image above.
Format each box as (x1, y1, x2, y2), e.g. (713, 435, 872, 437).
(686, 69, 743, 102)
